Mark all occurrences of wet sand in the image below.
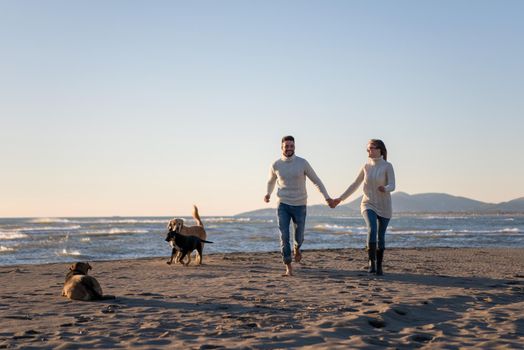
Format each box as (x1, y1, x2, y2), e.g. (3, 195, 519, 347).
(1, 248, 523, 349)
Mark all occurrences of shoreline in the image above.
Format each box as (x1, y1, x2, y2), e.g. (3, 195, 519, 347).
(1, 247, 523, 349)
(2, 246, 524, 268)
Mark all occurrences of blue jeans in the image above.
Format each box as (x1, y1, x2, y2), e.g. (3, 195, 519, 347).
(277, 203, 307, 264)
(362, 209, 390, 250)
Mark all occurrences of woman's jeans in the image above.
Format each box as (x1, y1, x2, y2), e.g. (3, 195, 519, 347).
(277, 203, 307, 264)
(362, 209, 390, 250)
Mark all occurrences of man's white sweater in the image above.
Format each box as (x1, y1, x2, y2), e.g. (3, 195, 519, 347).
(267, 155, 330, 206)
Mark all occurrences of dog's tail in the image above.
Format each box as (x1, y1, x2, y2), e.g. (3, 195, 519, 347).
(201, 239, 213, 244)
(192, 205, 204, 227)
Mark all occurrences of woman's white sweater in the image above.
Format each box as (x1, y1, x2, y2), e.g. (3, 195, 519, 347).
(339, 156, 396, 218)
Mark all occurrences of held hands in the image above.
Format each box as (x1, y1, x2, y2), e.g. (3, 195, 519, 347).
(327, 198, 342, 209)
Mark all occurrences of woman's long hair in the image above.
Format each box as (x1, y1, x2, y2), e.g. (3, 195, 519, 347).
(369, 139, 387, 161)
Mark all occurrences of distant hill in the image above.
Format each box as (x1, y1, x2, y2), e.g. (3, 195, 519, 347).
(390, 192, 487, 212)
(485, 197, 524, 212)
(236, 192, 524, 216)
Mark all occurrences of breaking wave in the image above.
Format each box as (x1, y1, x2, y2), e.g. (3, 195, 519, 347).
(0, 231, 29, 240)
(30, 218, 71, 224)
(56, 249, 82, 257)
(0, 246, 15, 253)
(82, 228, 149, 236)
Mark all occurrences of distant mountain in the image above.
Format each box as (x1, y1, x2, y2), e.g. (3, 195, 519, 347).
(389, 192, 487, 212)
(236, 192, 524, 216)
(485, 197, 524, 212)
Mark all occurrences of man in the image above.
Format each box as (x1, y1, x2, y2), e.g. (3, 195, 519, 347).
(264, 135, 334, 276)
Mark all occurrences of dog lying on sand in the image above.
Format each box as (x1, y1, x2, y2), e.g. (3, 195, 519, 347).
(165, 230, 213, 266)
(62, 262, 115, 301)
(167, 205, 207, 264)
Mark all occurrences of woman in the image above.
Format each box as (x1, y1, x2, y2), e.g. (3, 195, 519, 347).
(333, 139, 395, 275)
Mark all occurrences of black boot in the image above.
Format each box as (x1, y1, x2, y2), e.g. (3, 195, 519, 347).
(376, 249, 384, 275)
(367, 246, 376, 273)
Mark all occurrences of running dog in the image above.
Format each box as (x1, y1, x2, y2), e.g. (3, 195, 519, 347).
(166, 205, 207, 264)
(62, 262, 115, 301)
(165, 230, 213, 266)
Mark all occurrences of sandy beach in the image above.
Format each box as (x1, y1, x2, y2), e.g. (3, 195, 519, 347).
(1, 248, 523, 349)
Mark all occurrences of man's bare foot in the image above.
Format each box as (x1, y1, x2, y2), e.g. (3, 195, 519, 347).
(282, 263, 293, 277)
(294, 247, 302, 263)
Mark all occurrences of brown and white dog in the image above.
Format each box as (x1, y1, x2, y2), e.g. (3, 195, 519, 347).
(62, 262, 115, 301)
(166, 205, 207, 264)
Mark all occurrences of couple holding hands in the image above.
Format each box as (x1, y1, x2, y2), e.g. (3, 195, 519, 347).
(265, 135, 395, 277)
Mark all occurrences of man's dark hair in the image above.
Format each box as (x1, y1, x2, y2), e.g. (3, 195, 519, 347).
(281, 135, 295, 143)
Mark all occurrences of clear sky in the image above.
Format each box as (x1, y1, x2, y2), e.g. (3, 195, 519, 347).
(1, 0, 523, 217)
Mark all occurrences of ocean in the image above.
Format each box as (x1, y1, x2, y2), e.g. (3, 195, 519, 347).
(1, 214, 523, 266)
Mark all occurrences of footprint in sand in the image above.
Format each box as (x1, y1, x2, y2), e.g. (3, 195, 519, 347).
(5, 314, 32, 320)
(12, 329, 41, 340)
(75, 315, 95, 323)
(200, 345, 227, 349)
(338, 307, 359, 313)
(361, 335, 390, 347)
(410, 333, 433, 343)
(363, 310, 379, 314)
(368, 318, 386, 328)
(392, 307, 408, 315)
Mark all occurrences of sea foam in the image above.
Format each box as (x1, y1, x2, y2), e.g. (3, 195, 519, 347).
(0, 231, 28, 240)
